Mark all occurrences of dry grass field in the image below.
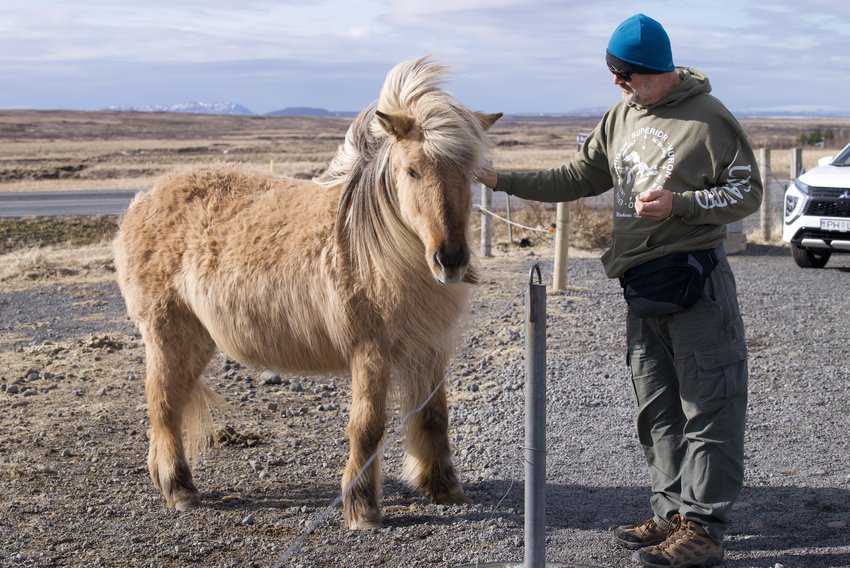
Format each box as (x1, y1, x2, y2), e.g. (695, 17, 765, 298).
(1, 110, 848, 193)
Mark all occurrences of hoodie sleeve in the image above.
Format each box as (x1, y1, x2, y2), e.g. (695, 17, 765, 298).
(670, 134, 763, 225)
(494, 115, 613, 203)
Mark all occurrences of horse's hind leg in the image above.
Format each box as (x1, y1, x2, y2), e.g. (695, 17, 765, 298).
(342, 341, 389, 529)
(401, 353, 469, 505)
(141, 305, 215, 511)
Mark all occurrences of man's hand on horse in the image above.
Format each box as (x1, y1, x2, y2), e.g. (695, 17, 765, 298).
(635, 188, 673, 220)
(474, 166, 498, 189)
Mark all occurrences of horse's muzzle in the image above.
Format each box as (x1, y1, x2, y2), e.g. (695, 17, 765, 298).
(433, 245, 469, 284)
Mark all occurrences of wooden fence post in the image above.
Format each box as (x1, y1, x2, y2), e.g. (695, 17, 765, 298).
(270, 160, 275, 175)
(790, 147, 803, 179)
(759, 148, 772, 241)
(480, 183, 492, 258)
(553, 202, 569, 291)
(505, 195, 514, 244)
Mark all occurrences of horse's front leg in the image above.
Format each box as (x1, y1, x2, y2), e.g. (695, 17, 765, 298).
(342, 341, 389, 529)
(401, 352, 469, 505)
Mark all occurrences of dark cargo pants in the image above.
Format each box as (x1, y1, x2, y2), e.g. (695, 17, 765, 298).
(626, 247, 748, 542)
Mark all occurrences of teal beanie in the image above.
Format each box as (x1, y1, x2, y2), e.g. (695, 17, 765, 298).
(606, 13, 674, 73)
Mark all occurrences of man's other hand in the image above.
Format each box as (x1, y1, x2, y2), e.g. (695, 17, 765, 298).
(474, 167, 498, 189)
(635, 188, 673, 220)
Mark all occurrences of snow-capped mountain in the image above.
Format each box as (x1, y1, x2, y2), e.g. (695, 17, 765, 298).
(105, 102, 254, 115)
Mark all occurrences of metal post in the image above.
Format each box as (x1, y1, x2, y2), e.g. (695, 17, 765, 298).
(525, 264, 547, 568)
(759, 148, 772, 241)
(481, 183, 493, 258)
(553, 203, 569, 291)
(506, 195, 514, 244)
(790, 147, 803, 179)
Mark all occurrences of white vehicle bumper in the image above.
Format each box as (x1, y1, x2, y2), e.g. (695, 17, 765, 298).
(783, 183, 850, 251)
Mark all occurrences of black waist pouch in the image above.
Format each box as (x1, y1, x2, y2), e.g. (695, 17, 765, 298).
(619, 249, 718, 318)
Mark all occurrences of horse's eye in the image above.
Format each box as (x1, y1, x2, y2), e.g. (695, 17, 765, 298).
(407, 167, 420, 179)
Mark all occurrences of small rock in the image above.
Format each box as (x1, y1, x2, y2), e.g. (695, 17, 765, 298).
(241, 513, 254, 526)
(6, 385, 19, 395)
(290, 382, 304, 393)
(826, 520, 847, 528)
(267, 402, 278, 412)
(72, 389, 83, 397)
(22, 388, 38, 397)
(24, 369, 40, 381)
(61, 449, 74, 458)
(261, 372, 283, 386)
(469, 383, 479, 392)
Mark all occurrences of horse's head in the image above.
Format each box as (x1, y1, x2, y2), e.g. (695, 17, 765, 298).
(374, 109, 501, 284)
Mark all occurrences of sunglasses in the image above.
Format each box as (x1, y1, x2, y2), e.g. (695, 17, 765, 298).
(607, 62, 632, 82)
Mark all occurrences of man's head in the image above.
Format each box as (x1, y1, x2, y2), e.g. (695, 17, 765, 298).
(606, 13, 679, 106)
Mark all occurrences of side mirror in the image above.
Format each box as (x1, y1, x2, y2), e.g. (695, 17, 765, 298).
(817, 155, 834, 167)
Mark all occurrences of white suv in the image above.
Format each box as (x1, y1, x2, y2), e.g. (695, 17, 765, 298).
(783, 142, 850, 268)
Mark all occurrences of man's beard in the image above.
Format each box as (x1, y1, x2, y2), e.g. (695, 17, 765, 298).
(622, 86, 644, 105)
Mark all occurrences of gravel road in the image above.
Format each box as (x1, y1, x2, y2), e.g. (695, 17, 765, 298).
(1, 243, 848, 568)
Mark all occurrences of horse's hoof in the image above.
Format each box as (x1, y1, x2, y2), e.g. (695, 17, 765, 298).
(432, 487, 471, 505)
(346, 510, 382, 530)
(172, 492, 200, 512)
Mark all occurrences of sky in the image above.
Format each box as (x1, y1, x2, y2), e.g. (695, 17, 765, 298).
(1, 0, 849, 114)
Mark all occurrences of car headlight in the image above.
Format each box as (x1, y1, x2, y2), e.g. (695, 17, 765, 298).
(784, 180, 809, 224)
(785, 193, 799, 217)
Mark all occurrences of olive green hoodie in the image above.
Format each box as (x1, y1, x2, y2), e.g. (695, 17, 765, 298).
(495, 68, 763, 278)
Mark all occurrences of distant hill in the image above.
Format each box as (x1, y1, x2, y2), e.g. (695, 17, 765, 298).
(104, 102, 254, 116)
(265, 107, 357, 117)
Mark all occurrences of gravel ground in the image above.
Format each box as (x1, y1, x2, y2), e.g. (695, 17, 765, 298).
(1, 242, 849, 568)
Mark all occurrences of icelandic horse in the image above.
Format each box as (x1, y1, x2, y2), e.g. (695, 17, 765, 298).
(113, 57, 501, 528)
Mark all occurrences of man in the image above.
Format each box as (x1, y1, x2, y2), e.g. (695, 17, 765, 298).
(477, 13, 761, 568)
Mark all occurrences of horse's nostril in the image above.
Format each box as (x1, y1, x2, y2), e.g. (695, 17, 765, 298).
(435, 246, 468, 270)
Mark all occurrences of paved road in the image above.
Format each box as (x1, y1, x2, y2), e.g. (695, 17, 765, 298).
(0, 180, 786, 223)
(0, 190, 140, 218)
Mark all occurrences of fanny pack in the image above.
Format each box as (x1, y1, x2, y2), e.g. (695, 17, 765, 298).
(619, 248, 719, 318)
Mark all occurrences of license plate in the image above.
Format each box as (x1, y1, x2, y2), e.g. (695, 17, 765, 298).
(821, 218, 850, 232)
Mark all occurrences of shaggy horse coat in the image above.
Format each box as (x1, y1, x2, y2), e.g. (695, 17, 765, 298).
(113, 57, 501, 528)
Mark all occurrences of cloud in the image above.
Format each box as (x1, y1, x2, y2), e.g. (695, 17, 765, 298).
(0, 0, 847, 112)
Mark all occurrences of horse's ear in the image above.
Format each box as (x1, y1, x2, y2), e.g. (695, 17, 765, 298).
(475, 112, 503, 130)
(375, 110, 415, 139)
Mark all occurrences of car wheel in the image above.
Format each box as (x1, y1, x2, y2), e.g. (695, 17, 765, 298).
(791, 244, 831, 268)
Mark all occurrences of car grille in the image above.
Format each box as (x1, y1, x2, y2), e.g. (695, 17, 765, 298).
(808, 186, 850, 199)
(804, 198, 850, 218)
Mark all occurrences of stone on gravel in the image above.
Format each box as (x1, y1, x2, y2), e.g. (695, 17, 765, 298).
(241, 513, 254, 526)
(6, 385, 19, 395)
(260, 372, 283, 386)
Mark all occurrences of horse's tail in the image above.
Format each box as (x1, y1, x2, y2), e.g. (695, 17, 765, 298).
(184, 380, 227, 464)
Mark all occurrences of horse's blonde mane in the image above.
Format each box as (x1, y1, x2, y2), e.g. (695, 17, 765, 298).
(316, 57, 488, 289)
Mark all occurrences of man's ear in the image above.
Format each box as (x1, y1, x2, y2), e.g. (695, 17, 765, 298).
(475, 112, 503, 130)
(375, 110, 415, 138)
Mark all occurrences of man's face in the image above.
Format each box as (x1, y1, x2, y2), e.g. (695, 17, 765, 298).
(612, 71, 658, 105)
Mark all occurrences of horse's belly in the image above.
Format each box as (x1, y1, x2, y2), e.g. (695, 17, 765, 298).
(179, 273, 348, 374)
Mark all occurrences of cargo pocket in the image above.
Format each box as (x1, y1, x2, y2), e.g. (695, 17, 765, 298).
(676, 342, 747, 406)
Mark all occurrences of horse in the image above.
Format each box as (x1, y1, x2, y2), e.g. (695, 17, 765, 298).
(112, 57, 502, 529)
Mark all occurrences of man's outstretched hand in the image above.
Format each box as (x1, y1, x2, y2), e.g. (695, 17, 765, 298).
(474, 166, 498, 189)
(635, 188, 673, 220)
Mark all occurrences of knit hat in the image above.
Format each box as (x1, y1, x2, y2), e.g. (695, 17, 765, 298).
(606, 13, 674, 75)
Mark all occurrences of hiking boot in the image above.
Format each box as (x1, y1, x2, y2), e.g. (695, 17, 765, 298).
(612, 516, 673, 550)
(632, 516, 723, 567)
